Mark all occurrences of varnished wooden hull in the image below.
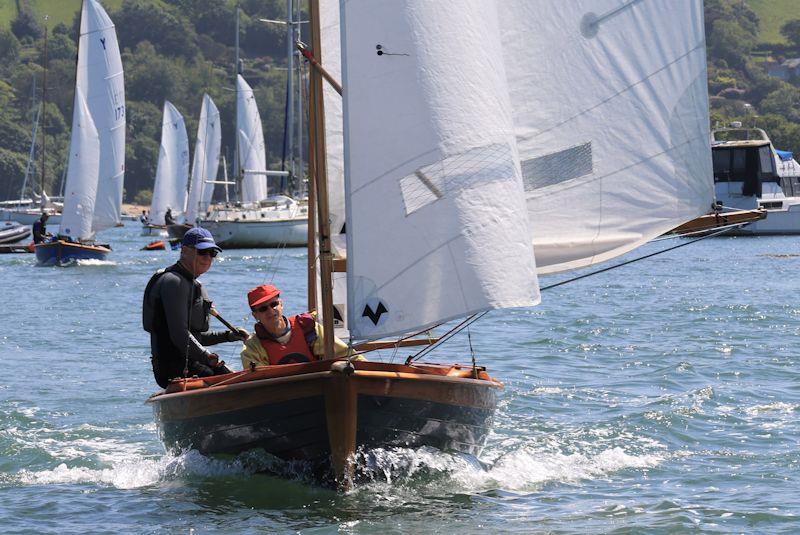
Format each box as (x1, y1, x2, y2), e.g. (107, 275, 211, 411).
(148, 360, 501, 484)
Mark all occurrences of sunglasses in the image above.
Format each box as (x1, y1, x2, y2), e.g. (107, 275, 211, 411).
(196, 248, 218, 258)
(252, 300, 281, 313)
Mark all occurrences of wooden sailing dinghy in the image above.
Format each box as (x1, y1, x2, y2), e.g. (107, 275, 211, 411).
(35, 0, 125, 266)
(149, 0, 714, 486)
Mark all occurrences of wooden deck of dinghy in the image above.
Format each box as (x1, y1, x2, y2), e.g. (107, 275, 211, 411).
(148, 359, 502, 487)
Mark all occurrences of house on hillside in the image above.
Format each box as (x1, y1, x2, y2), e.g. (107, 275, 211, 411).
(765, 58, 800, 80)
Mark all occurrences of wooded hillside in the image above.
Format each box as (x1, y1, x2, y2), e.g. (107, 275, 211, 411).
(1, 0, 799, 203)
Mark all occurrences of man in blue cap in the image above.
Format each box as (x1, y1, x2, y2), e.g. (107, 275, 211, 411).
(143, 228, 249, 388)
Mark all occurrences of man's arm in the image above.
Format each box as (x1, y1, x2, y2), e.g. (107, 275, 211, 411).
(310, 323, 364, 360)
(241, 335, 268, 369)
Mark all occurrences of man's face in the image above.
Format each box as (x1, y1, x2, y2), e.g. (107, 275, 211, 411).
(252, 297, 284, 334)
(180, 246, 215, 277)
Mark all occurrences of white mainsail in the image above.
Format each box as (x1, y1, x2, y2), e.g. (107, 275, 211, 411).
(79, 0, 125, 233)
(341, 1, 540, 340)
(500, 0, 714, 274)
(149, 101, 189, 226)
(186, 94, 221, 224)
(237, 75, 268, 203)
(59, 88, 100, 241)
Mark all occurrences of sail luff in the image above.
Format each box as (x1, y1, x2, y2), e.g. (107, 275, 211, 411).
(309, 0, 335, 358)
(59, 87, 100, 240)
(80, 0, 125, 233)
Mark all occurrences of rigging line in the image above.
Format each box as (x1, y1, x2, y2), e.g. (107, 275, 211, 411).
(406, 221, 746, 364)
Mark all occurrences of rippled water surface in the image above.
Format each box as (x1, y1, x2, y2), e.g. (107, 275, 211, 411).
(2, 223, 799, 534)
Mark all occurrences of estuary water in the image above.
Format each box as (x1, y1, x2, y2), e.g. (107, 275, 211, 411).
(1, 222, 799, 534)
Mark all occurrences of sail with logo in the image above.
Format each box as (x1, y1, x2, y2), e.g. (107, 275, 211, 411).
(148, 0, 713, 487)
(35, 0, 125, 265)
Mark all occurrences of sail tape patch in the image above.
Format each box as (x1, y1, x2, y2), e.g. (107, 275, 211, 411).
(521, 142, 593, 192)
(399, 143, 517, 216)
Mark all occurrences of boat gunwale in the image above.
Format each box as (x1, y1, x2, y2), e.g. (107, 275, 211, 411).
(147, 364, 503, 404)
(35, 239, 111, 253)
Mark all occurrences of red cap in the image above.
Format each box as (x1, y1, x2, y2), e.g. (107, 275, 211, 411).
(248, 284, 281, 308)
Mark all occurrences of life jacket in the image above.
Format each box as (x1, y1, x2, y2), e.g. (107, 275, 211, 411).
(256, 314, 317, 365)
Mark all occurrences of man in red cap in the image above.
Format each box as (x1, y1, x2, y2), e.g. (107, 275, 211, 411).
(240, 284, 358, 367)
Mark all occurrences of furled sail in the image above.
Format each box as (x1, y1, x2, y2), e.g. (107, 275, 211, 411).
(80, 0, 125, 233)
(236, 75, 268, 203)
(186, 94, 221, 224)
(149, 101, 189, 226)
(500, 0, 714, 274)
(341, 1, 540, 340)
(59, 88, 100, 241)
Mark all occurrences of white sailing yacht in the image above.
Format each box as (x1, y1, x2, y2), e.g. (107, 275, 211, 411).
(199, 75, 308, 248)
(142, 101, 189, 236)
(35, 0, 124, 265)
(148, 0, 713, 487)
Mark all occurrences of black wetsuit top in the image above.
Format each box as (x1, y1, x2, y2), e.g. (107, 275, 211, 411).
(32, 219, 47, 244)
(143, 262, 233, 387)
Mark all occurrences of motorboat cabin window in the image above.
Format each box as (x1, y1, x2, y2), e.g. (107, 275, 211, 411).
(759, 146, 778, 180)
(712, 145, 777, 197)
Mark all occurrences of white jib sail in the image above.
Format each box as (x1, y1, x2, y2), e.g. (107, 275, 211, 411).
(341, 0, 540, 341)
(80, 0, 125, 233)
(236, 75, 268, 203)
(500, 0, 714, 274)
(186, 94, 221, 224)
(149, 101, 189, 226)
(59, 88, 100, 241)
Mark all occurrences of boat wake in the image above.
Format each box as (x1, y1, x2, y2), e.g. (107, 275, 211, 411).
(352, 443, 663, 494)
(7, 440, 664, 495)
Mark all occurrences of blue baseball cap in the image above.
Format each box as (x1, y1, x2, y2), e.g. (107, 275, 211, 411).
(182, 227, 222, 252)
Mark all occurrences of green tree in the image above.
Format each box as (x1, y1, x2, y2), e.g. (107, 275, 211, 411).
(780, 19, 800, 48)
(10, 5, 43, 42)
(0, 29, 21, 67)
(112, 0, 198, 60)
(124, 42, 186, 105)
(761, 86, 800, 123)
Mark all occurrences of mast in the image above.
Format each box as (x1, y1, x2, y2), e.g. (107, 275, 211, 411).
(308, 0, 334, 358)
(285, 0, 295, 191)
(234, 5, 241, 194)
(40, 16, 48, 201)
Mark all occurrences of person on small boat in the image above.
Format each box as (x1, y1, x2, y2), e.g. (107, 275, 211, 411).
(143, 227, 249, 388)
(140, 210, 149, 225)
(32, 213, 50, 244)
(240, 284, 360, 367)
(164, 207, 176, 226)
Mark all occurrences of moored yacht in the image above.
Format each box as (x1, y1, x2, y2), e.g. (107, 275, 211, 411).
(712, 125, 800, 235)
(200, 195, 308, 248)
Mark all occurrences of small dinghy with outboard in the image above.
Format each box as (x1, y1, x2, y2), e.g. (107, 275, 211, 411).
(0, 221, 30, 245)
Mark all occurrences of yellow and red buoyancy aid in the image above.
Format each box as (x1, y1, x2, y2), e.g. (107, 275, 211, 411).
(255, 314, 318, 365)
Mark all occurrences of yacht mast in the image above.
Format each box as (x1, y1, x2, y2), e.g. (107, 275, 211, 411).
(40, 16, 48, 200)
(308, 0, 334, 358)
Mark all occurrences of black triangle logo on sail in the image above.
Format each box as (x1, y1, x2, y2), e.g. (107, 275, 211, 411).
(362, 302, 388, 326)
